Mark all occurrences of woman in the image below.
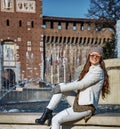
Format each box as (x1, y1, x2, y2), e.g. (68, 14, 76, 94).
(35, 46, 110, 129)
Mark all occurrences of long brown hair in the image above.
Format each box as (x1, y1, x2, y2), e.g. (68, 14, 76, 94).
(78, 54, 110, 99)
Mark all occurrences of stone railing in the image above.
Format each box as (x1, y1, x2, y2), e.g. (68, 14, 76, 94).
(100, 58, 120, 104)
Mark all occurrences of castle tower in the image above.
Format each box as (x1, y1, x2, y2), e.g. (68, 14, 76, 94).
(0, 0, 43, 84)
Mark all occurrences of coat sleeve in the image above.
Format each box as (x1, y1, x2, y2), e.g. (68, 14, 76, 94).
(60, 66, 104, 92)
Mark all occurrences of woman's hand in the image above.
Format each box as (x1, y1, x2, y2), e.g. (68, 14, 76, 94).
(52, 85, 61, 94)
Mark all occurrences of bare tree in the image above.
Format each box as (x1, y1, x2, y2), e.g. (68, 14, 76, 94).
(86, 0, 120, 58)
(87, 0, 120, 31)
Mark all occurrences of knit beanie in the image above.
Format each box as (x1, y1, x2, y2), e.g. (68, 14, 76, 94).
(89, 46, 103, 57)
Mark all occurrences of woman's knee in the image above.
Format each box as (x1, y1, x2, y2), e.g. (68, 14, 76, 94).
(52, 111, 66, 125)
(51, 115, 61, 128)
(52, 114, 59, 124)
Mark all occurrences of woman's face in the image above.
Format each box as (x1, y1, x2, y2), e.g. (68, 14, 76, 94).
(89, 52, 101, 65)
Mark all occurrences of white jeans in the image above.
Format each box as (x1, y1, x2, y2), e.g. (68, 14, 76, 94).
(47, 92, 92, 129)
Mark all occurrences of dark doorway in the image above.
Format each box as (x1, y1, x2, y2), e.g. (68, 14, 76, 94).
(2, 69, 16, 89)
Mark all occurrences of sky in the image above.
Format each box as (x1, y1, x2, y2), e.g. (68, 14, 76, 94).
(42, 0, 90, 18)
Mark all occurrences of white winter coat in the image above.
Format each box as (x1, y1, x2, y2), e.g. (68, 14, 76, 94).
(60, 64, 104, 108)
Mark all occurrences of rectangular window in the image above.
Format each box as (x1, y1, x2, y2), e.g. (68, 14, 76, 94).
(19, 20, 22, 27)
(6, 19, 10, 26)
(31, 21, 34, 28)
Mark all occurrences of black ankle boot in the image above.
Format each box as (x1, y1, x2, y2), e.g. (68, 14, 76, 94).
(35, 108, 53, 126)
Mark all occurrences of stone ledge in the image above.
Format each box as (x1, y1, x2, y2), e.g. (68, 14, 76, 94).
(0, 113, 120, 129)
(63, 113, 120, 127)
(0, 124, 50, 129)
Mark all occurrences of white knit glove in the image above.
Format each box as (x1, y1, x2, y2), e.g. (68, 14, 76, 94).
(52, 85, 61, 94)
